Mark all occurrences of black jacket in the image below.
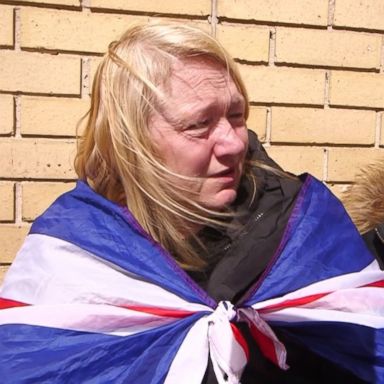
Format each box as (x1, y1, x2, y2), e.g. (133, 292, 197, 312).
(188, 131, 366, 383)
(363, 223, 384, 269)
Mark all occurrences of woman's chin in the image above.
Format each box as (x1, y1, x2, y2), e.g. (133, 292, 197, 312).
(201, 188, 238, 210)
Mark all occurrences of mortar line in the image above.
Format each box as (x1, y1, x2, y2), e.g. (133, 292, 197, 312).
(81, 0, 91, 12)
(323, 147, 329, 183)
(14, 82, 22, 224)
(14, 95, 21, 138)
(210, 0, 218, 37)
(14, 181, 22, 225)
(81, 57, 91, 98)
(327, 0, 335, 30)
(375, 112, 381, 148)
(268, 27, 276, 66)
(14, 7, 21, 51)
(380, 35, 384, 74)
(324, 70, 331, 108)
(265, 107, 272, 144)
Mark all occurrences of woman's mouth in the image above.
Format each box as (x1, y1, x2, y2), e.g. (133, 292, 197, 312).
(212, 168, 237, 183)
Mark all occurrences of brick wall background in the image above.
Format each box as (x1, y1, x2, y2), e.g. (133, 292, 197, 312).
(1, 0, 384, 282)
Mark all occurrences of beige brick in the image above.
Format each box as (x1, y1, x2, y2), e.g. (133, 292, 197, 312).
(240, 65, 325, 105)
(21, 96, 89, 136)
(330, 71, 384, 109)
(326, 183, 351, 201)
(271, 107, 376, 144)
(217, 0, 328, 26)
(18, 0, 79, 5)
(91, 0, 210, 14)
(0, 6, 14, 46)
(334, 0, 384, 31)
(0, 225, 30, 264)
(0, 182, 14, 221)
(0, 51, 80, 95)
(0, 265, 9, 286)
(327, 148, 384, 182)
(275, 28, 381, 69)
(265, 145, 323, 178)
(247, 107, 267, 142)
(21, 7, 146, 53)
(216, 24, 269, 62)
(0, 95, 14, 135)
(21, 8, 209, 54)
(22, 181, 75, 221)
(167, 20, 210, 34)
(0, 138, 76, 179)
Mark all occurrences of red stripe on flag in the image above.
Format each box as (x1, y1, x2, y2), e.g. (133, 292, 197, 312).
(0, 297, 29, 309)
(230, 323, 249, 360)
(260, 292, 331, 313)
(249, 322, 279, 367)
(260, 279, 384, 313)
(119, 305, 196, 319)
(363, 280, 384, 288)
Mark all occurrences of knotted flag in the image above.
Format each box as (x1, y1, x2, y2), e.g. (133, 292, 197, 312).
(1, 174, 383, 383)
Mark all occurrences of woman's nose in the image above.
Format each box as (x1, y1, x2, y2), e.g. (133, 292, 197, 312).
(213, 119, 247, 158)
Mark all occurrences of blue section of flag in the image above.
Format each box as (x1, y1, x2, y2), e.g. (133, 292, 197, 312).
(271, 320, 384, 383)
(244, 175, 374, 305)
(30, 181, 215, 308)
(0, 312, 204, 384)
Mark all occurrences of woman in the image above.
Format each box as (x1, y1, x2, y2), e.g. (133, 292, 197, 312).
(0, 22, 383, 383)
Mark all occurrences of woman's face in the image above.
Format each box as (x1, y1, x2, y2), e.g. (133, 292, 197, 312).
(149, 57, 248, 210)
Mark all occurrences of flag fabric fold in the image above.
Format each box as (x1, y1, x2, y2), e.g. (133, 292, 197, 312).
(1, 174, 383, 383)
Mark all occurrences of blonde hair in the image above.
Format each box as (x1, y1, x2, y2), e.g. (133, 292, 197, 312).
(75, 21, 251, 269)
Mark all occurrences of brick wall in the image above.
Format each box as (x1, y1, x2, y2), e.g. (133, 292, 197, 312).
(1, 0, 384, 282)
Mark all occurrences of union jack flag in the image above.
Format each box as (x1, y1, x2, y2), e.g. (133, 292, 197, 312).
(1, 174, 383, 383)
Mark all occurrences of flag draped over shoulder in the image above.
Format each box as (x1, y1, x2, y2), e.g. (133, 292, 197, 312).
(0, 174, 383, 383)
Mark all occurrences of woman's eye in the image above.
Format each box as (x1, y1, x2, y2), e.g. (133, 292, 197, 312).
(184, 119, 211, 137)
(228, 113, 244, 120)
(187, 119, 210, 130)
(228, 112, 245, 127)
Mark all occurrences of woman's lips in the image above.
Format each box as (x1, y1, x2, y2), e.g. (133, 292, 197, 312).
(211, 168, 237, 183)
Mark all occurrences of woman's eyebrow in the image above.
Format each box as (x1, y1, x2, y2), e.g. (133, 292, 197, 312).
(160, 93, 245, 126)
(177, 102, 217, 118)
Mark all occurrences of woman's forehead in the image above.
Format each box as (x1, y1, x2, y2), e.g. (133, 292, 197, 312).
(171, 57, 229, 86)
(162, 57, 243, 103)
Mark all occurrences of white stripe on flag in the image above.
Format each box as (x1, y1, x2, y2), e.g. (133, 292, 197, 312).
(0, 303, 178, 336)
(165, 317, 210, 384)
(262, 305, 384, 328)
(252, 261, 384, 311)
(0, 234, 209, 314)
